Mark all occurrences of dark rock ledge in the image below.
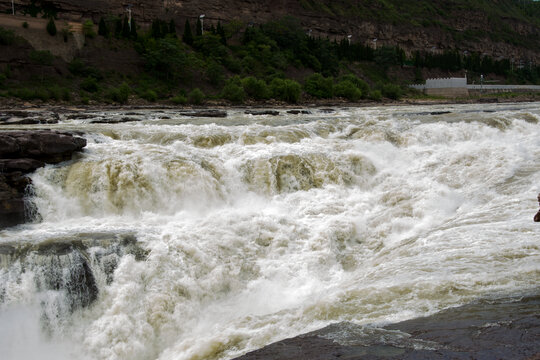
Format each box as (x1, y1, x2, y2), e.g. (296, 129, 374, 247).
(0, 130, 86, 229)
(235, 295, 540, 360)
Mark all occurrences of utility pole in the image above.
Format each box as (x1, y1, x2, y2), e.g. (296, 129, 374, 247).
(126, 4, 132, 31)
(199, 14, 205, 35)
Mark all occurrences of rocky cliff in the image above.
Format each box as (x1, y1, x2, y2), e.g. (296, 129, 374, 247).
(0, 127, 86, 229)
(2, 0, 539, 60)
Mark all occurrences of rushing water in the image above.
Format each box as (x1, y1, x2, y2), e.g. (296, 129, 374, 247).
(1, 103, 539, 360)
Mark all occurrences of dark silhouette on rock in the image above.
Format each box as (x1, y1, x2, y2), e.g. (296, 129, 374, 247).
(0, 130, 86, 229)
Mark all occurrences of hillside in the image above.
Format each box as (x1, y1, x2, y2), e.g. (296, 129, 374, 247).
(2, 0, 539, 60)
(0, 0, 539, 106)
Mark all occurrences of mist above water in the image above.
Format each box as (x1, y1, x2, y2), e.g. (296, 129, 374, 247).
(1, 103, 539, 360)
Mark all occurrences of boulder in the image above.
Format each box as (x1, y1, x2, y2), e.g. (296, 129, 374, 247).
(178, 110, 228, 118)
(0, 130, 86, 229)
(245, 110, 280, 116)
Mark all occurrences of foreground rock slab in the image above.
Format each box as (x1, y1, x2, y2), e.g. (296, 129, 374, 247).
(235, 295, 540, 360)
(0, 130, 86, 228)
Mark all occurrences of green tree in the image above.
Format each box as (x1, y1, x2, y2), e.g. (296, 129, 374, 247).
(304, 73, 333, 98)
(46, 17, 56, 36)
(122, 17, 130, 38)
(182, 19, 193, 45)
(270, 78, 301, 103)
(169, 19, 176, 35)
(206, 61, 224, 86)
(130, 18, 138, 39)
(188, 88, 205, 104)
(83, 20, 96, 38)
(114, 18, 122, 38)
(196, 17, 202, 36)
(216, 21, 226, 45)
(98, 17, 109, 37)
(241, 76, 270, 100)
(221, 81, 245, 103)
(143, 38, 188, 81)
(334, 80, 362, 101)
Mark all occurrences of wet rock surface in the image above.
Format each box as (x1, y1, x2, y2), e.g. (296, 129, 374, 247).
(0, 130, 86, 229)
(245, 110, 280, 116)
(235, 295, 540, 360)
(178, 110, 228, 118)
(0, 110, 59, 125)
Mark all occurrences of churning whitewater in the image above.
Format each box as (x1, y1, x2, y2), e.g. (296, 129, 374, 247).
(1, 103, 539, 360)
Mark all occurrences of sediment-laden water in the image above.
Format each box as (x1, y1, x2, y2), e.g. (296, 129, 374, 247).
(1, 103, 539, 360)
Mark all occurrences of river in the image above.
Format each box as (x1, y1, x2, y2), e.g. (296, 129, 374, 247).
(1, 103, 539, 360)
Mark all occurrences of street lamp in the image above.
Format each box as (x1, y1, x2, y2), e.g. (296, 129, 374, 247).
(347, 34, 352, 45)
(372, 38, 377, 49)
(199, 14, 205, 35)
(126, 4, 133, 31)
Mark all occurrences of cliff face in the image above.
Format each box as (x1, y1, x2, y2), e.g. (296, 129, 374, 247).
(2, 0, 539, 59)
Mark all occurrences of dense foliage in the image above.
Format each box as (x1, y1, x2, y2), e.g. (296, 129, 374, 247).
(1, 4, 539, 105)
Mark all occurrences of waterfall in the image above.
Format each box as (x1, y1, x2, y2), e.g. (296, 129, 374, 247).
(1, 104, 539, 360)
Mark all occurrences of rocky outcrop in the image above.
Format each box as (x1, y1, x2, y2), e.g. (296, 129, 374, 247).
(235, 295, 540, 360)
(0, 130, 86, 229)
(0, 110, 59, 125)
(245, 110, 280, 116)
(178, 110, 228, 118)
(0, 233, 148, 312)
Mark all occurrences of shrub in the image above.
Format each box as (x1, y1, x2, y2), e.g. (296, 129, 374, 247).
(0, 27, 16, 45)
(80, 77, 99, 92)
(206, 61, 224, 86)
(48, 86, 70, 101)
(105, 82, 130, 103)
(141, 89, 158, 102)
(269, 78, 301, 103)
(182, 19, 193, 45)
(68, 59, 102, 79)
(380, 83, 402, 100)
(29, 50, 54, 65)
(83, 20, 96, 38)
(98, 17, 109, 37)
(221, 81, 245, 103)
(369, 90, 382, 101)
(46, 18, 57, 36)
(81, 95, 90, 105)
(188, 88, 205, 105)
(171, 94, 187, 105)
(338, 74, 370, 97)
(334, 80, 362, 101)
(22, 22, 29, 29)
(304, 73, 333, 98)
(241, 76, 270, 100)
(223, 56, 242, 74)
(61, 26, 71, 42)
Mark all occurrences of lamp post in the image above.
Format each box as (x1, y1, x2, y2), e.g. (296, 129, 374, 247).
(199, 14, 205, 35)
(126, 4, 132, 31)
(347, 34, 352, 45)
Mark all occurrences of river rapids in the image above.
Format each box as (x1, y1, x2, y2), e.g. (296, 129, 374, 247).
(1, 103, 539, 360)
